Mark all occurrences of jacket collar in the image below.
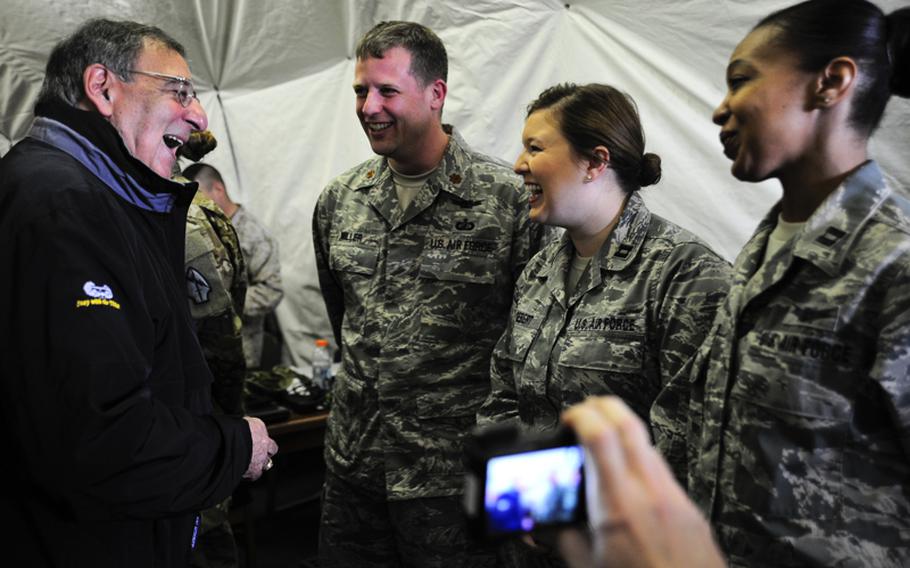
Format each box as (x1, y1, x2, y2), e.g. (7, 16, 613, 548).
(28, 101, 194, 213)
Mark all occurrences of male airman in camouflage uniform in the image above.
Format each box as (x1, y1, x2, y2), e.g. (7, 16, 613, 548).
(685, 162, 910, 567)
(313, 21, 533, 567)
(479, 192, 730, 483)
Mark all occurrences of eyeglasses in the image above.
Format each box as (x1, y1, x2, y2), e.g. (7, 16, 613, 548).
(128, 69, 198, 108)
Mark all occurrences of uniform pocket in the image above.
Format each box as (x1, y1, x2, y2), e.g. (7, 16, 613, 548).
(418, 252, 497, 284)
(325, 370, 366, 467)
(560, 333, 644, 374)
(557, 333, 651, 415)
(418, 223, 507, 284)
(184, 249, 232, 320)
(728, 328, 852, 521)
(415, 384, 487, 474)
(414, 245, 507, 344)
(730, 395, 846, 521)
(329, 243, 379, 276)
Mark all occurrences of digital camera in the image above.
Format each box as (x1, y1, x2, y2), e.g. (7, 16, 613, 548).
(463, 422, 591, 540)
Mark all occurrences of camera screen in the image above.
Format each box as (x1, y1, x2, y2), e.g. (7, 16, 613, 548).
(483, 445, 584, 534)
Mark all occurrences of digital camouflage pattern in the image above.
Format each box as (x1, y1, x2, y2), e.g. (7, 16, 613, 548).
(687, 161, 910, 567)
(319, 471, 498, 567)
(185, 193, 247, 415)
(478, 192, 731, 486)
(231, 206, 283, 368)
(313, 126, 534, 500)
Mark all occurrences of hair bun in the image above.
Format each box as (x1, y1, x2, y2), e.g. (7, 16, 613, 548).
(889, 8, 910, 98)
(638, 152, 662, 187)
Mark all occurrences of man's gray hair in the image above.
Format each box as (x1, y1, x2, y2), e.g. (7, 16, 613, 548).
(355, 21, 447, 86)
(37, 18, 185, 108)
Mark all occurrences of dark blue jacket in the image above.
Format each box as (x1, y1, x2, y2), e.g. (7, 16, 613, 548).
(0, 102, 252, 567)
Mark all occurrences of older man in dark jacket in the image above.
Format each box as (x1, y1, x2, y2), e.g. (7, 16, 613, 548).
(0, 19, 277, 567)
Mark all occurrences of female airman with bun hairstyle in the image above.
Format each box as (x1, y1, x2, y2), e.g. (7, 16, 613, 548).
(477, 82, 731, 565)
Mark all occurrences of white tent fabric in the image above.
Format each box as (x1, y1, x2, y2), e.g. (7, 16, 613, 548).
(2, 0, 908, 370)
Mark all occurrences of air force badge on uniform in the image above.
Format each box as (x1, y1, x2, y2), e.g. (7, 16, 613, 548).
(76, 280, 121, 310)
(187, 267, 212, 304)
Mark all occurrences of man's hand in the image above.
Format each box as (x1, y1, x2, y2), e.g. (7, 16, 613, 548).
(242, 416, 278, 481)
(559, 397, 725, 568)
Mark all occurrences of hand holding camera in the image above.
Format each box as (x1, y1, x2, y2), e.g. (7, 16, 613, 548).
(558, 397, 725, 568)
(465, 397, 726, 568)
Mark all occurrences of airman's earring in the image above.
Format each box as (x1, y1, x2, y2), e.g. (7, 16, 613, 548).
(583, 175, 593, 183)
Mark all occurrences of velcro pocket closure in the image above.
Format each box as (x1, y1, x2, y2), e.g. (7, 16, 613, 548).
(329, 244, 379, 276)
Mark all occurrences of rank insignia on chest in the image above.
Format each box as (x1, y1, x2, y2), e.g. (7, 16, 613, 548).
(615, 243, 633, 259)
(815, 226, 846, 247)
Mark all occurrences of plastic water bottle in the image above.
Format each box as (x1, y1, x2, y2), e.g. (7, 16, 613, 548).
(311, 338, 333, 391)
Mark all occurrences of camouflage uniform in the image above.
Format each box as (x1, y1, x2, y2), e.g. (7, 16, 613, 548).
(479, 192, 730, 457)
(231, 206, 283, 368)
(186, 193, 248, 415)
(313, 126, 532, 566)
(477, 193, 730, 567)
(687, 161, 910, 567)
(184, 192, 248, 568)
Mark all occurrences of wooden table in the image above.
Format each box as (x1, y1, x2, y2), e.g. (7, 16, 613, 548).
(267, 409, 329, 453)
(238, 409, 329, 567)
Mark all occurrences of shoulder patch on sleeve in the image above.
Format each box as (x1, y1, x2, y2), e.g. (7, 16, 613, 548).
(187, 266, 212, 304)
(76, 280, 121, 310)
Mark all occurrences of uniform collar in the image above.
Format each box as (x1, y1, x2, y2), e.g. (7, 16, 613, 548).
(598, 192, 651, 272)
(351, 125, 477, 228)
(348, 126, 470, 194)
(28, 101, 194, 213)
(537, 192, 651, 305)
(793, 161, 889, 276)
(743, 161, 889, 278)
